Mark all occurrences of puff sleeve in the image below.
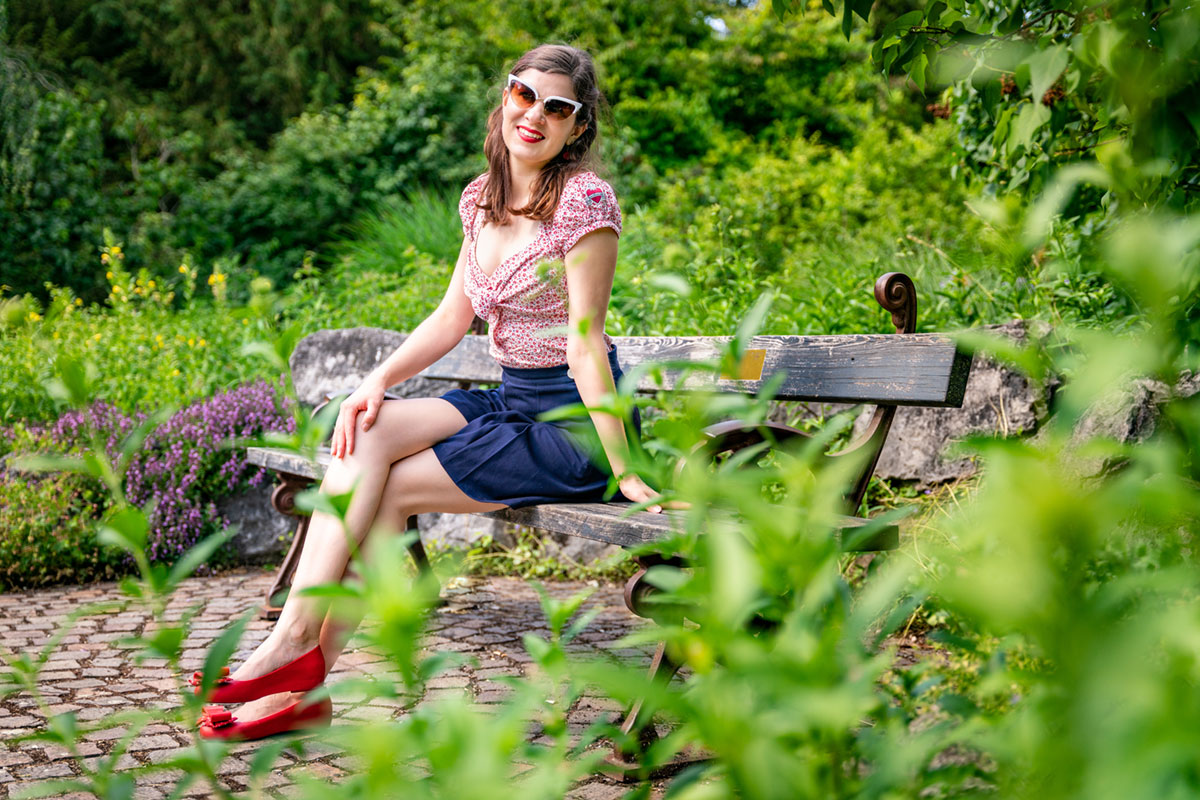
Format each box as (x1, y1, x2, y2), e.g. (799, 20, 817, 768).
(556, 175, 622, 255)
(458, 175, 486, 240)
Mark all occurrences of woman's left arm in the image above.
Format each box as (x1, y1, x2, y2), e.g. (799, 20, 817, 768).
(564, 229, 665, 513)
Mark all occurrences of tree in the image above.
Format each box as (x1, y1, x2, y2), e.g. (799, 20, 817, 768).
(776, 0, 1200, 231)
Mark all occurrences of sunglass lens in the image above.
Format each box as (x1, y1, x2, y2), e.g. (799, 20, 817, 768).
(543, 100, 575, 120)
(509, 79, 536, 108)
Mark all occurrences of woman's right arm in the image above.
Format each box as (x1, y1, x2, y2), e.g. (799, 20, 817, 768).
(331, 236, 477, 458)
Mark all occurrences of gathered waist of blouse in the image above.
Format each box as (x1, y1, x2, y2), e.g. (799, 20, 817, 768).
(498, 344, 622, 385)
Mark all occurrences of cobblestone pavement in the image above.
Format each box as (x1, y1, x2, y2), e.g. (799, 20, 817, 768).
(0, 569, 668, 799)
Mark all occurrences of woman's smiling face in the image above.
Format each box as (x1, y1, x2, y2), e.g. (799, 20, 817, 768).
(502, 69, 585, 172)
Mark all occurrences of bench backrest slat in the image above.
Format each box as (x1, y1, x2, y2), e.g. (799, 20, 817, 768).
(420, 333, 970, 407)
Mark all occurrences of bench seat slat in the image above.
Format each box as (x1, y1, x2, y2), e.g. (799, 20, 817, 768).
(245, 447, 899, 552)
(250, 446, 329, 482)
(420, 334, 970, 407)
(494, 503, 898, 552)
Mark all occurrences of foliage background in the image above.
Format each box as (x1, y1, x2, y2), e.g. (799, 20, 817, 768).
(2, 0, 1200, 798)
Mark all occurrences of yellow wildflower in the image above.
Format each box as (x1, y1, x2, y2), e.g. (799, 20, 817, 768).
(179, 265, 189, 274)
(112, 285, 121, 294)
(242, 318, 250, 325)
(106, 270, 114, 280)
(147, 280, 156, 289)
(93, 333, 102, 341)
(187, 337, 195, 347)
(101, 253, 111, 265)
(197, 338, 207, 347)
(207, 272, 226, 286)
(75, 298, 83, 306)
(171, 368, 181, 376)
(111, 246, 122, 257)
(26, 311, 41, 322)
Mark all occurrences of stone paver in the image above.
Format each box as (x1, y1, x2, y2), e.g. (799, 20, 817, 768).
(0, 569, 664, 799)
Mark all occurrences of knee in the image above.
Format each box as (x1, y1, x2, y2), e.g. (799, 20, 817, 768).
(343, 422, 390, 465)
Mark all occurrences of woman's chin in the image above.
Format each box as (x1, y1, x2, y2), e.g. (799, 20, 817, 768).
(508, 147, 554, 172)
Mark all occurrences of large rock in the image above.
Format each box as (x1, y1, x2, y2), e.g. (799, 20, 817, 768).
(1072, 372, 1200, 445)
(418, 512, 512, 550)
(288, 327, 445, 407)
(217, 483, 295, 564)
(861, 321, 1045, 485)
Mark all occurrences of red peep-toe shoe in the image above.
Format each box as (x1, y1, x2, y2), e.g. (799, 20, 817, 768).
(198, 697, 333, 741)
(189, 645, 325, 704)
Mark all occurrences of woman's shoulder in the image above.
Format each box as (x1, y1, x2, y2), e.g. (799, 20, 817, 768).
(556, 171, 620, 221)
(462, 173, 488, 202)
(551, 171, 622, 250)
(458, 173, 488, 236)
(561, 171, 617, 202)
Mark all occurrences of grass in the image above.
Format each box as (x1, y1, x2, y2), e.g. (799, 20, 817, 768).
(334, 187, 463, 273)
(434, 528, 639, 583)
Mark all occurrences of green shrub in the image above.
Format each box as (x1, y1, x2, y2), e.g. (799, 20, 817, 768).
(159, 54, 490, 286)
(0, 270, 277, 423)
(0, 79, 113, 300)
(607, 117, 1039, 337)
(0, 468, 116, 590)
(4, 0, 941, 299)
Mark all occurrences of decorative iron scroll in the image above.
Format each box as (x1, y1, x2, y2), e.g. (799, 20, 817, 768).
(874, 272, 917, 334)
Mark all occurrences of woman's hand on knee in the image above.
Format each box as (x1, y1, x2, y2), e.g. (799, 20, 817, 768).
(332, 379, 386, 459)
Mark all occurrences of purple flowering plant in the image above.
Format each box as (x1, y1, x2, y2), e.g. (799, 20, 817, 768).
(1, 380, 295, 586)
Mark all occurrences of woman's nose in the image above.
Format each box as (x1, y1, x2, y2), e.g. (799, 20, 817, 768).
(523, 102, 548, 124)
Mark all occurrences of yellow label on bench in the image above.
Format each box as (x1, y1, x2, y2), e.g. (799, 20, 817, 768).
(721, 349, 766, 381)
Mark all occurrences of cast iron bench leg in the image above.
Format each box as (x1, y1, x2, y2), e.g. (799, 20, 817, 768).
(606, 560, 708, 780)
(261, 475, 314, 620)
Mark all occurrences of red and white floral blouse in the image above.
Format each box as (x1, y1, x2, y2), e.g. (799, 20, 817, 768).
(458, 171, 622, 368)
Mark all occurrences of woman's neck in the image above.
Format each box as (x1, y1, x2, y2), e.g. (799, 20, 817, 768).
(506, 156, 543, 210)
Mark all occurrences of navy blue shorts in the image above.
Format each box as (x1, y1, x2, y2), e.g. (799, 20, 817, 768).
(432, 347, 639, 508)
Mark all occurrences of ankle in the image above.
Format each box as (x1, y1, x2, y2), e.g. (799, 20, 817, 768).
(277, 617, 321, 651)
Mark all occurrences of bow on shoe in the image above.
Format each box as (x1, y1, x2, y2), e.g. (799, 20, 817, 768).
(199, 705, 235, 730)
(188, 666, 231, 689)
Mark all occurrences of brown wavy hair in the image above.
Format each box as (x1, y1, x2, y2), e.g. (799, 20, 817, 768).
(478, 44, 605, 226)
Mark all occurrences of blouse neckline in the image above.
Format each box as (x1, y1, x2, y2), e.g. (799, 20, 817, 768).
(469, 215, 546, 285)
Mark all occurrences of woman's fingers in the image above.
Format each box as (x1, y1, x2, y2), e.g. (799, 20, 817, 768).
(634, 486, 663, 514)
(330, 410, 346, 459)
(361, 397, 381, 432)
(621, 476, 664, 513)
(342, 404, 359, 456)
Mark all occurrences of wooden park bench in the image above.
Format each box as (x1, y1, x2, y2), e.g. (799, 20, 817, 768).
(245, 271, 971, 771)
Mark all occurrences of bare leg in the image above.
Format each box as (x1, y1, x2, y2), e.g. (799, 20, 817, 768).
(228, 398, 474, 684)
(234, 447, 505, 721)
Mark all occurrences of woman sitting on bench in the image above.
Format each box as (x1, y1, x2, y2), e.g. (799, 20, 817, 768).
(195, 43, 661, 740)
